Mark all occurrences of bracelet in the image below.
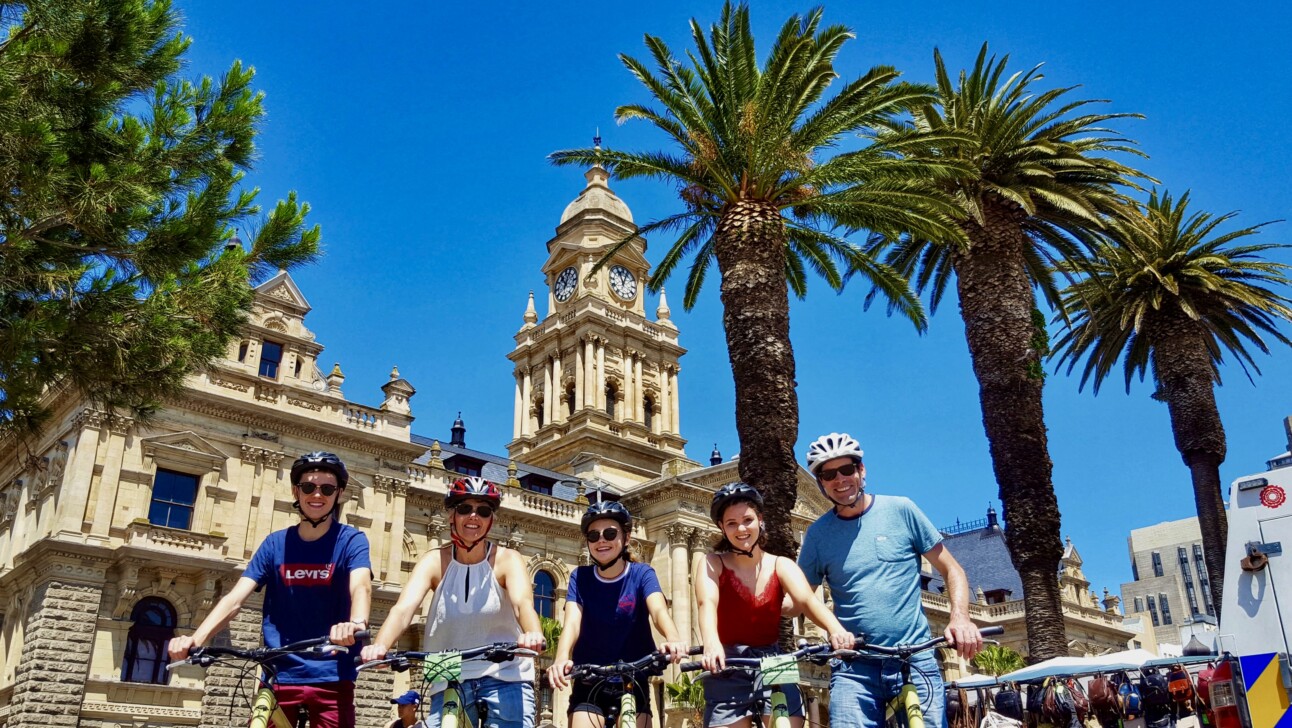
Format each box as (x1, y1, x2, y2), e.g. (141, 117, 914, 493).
(351, 619, 368, 629)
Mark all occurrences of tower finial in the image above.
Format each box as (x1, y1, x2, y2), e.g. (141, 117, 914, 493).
(593, 128, 601, 150)
(522, 290, 538, 326)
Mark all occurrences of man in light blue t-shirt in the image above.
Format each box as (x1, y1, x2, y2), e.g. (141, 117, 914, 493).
(798, 433, 982, 728)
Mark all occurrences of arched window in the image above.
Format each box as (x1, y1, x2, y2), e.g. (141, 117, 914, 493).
(533, 570, 556, 619)
(121, 597, 177, 684)
(643, 396, 654, 430)
(605, 385, 617, 419)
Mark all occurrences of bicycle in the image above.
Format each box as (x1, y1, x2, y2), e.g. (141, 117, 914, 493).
(834, 625, 1005, 728)
(357, 641, 538, 728)
(566, 650, 697, 728)
(679, 640, 833, 728)
(166, 631, 369, 728)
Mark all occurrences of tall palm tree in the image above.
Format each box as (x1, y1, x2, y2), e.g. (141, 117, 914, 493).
(1052, 191, 1292, 617)
(872, 44, 1146, 659)
(551, 3, 960, 557)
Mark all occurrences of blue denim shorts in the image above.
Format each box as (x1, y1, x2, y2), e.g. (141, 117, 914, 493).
(702, 645, 805, 727)
(424, 677, 534, 728)
(828, 651, 945, 728)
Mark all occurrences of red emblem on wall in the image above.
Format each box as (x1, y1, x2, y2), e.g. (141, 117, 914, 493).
(1260, 485, 1286, 509)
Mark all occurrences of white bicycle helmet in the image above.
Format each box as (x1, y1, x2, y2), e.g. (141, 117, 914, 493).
(805, 432, 864, 476)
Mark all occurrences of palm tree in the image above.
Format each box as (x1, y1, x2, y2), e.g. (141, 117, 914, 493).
(665, 672, 706, 727)
(872, 44, 1146, 659)
(971, 644, 1026, 676)
(550, 3, 960, 556)
(1052, 191, 1292, 617)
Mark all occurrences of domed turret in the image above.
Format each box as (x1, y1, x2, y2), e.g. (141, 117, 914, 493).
(560, 165, 634, 225)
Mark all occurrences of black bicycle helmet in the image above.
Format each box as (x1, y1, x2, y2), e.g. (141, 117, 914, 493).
(710, 482, 763, 524)
(445, 476, 502, 510)
(581, 500, 631, 533)
(290, 451, 349, 489)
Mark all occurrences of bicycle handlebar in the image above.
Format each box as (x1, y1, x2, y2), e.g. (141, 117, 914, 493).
(569, 646, 703, 682)
(166, 630, 371, 671)
(356, 642, 540, 673)
(679, 641, 832, 674)
(835, 625, 1005, 660)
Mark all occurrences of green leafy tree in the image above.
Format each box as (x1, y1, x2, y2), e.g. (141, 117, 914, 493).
(971, 644, 1025, 676)
(871, 44, 1146, 659)
(665, 671, 705, 726)
(0, 0, 320, 440)
(1052, 191, 1292, 616)
(551, 3, 959, 556)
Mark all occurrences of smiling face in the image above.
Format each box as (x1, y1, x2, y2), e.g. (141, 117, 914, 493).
(719, 500, 765, 552)
(584, 517, 626, 562)
(293, 470, 340, 522)
(451, 497, 495, 541)
(817, 455, 865, 505)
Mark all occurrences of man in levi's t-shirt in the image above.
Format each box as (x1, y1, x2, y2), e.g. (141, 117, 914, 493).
(168, 452, 372, 728)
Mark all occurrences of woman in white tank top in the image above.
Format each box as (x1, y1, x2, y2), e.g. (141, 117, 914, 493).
(362, 478, 545, 728)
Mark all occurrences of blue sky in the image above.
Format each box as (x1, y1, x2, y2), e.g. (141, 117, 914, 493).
(178, 1, 1292, 604)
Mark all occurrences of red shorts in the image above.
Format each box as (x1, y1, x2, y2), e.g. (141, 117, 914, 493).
(273, 681, 355, 728)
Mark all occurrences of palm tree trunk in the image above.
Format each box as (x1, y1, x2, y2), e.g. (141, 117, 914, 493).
(953, 198, 1067, 661)
(713, 201, 799, 559)
(1150, 318, 1228, 617)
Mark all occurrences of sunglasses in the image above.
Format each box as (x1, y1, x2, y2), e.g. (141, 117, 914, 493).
(585, 527, 621, 543)
(453, 503, 495, 519)
(818, 463, 860, 482)
(297, 482, 338, 497)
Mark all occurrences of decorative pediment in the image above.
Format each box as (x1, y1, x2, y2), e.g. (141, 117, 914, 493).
(253, 270, 312, 314)
(141, 431, 228, 472)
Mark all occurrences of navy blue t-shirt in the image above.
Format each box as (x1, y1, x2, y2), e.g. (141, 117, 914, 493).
(243, 522, 371, 684)
(567, 561, 663, 666)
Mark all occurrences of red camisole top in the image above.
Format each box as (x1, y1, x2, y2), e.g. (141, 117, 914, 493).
(716, 561, 783, 647)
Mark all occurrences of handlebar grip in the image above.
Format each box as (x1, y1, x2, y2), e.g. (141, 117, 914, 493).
(679, 661, 703, 672)
(979, 626, 1005, 637)
(355, 629, 371, 641)
(687, 646, 705, 656)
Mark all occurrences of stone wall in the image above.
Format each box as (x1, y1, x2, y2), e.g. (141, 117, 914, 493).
(6, 580, 101, 728)
(197, 605, 262, 728)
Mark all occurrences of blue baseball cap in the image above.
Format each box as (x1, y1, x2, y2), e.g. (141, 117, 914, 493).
(391, 690, 421, 706)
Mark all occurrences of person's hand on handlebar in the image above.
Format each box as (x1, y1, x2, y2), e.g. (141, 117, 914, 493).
(659, 640, 689, 663)
(827, 630, 855, 652)
(700, 643, 725, 673)
(518, 631, 545, 653)
(167, 634, 198, 663)
(546, 659, 574, 690)
(359, 642, 389, 664)
(944, 615, 983, 659)
(329, 620, 366, 647)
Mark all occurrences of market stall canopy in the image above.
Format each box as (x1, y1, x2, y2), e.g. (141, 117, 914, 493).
(951, 673, 1001, 689)
(998, 650, 1155, 683)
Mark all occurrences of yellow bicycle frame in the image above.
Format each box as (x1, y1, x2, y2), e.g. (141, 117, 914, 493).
(886, 683, 925, 728)
(618, 684, 638, 728)
(767, 689, 793, 728)
(440, 684, 466, 728)
(249, 686, 296, 728)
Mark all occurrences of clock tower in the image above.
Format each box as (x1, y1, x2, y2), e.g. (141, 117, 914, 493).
(507, 163, 691, 487)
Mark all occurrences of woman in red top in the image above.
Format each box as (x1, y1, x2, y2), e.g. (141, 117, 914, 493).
(694, 483, 854, 728)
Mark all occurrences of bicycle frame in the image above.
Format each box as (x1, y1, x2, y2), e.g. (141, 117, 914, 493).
(359, 642, 533, 728)
(438, 681, 468, 728)
(250, 685, 297, 728)
(681, 642, 828, 728)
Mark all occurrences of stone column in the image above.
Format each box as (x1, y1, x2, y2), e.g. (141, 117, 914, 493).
(521, 366, 532, 436)
(56, 413, 106, 536)
(670, 367, 681, 435)
(667, 525, 692, 649)
(575, 341, 585, 413)
(386, 480, 409, 582)
(583, 338, 595, 408)
(543, 358, 553, 428)
(513, 371, 523, 438)
(89, 419, 131, 539)
(688, 529, 709, 643)
(634, 357, 644, 423)
(7, 561, 105, 728)
(623, 350, 635, 424)
(660, 367, 672, 434)
(552, 352, 564, 424)
(595, 339, 606, 412)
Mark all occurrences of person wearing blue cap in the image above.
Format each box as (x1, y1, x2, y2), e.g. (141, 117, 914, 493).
(388, 690, 421, 728)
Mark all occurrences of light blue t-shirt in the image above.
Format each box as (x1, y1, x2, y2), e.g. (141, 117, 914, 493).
(797, 494, 942, 647)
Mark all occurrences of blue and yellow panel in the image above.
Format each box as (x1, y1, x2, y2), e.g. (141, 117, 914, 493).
(1239, 653, 1292, 728)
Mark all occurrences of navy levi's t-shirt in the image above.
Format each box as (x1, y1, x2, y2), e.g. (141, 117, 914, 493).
(566, 561, 662, 666)
(243, 522, 371, 684)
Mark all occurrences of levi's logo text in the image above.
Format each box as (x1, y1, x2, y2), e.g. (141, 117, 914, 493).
(280, 563, 335, 586)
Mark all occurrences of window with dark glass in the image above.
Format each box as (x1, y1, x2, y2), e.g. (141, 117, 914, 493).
(1147, 596, 1160, 626)
(605, 385, 616, 418)
(1151, 551, 1164, 577)
(533, 570, 556, 619)
(148, 469, 199, 529)
(237, 341, 249, 362)
(643, 396, 653, 430)
(259, 340, 284, 378)
(1132, 558, 1140, 581)
(1159, 593, 1173, 624)
(121, 597, 177, 684)
(1134, 597, 1144, 613)
(1186, 580, 1200, 615)
(536, 398, 545, 429)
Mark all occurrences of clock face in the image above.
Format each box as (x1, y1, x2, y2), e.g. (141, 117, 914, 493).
(554, 266, 578, 302)
(609, 265, 637, 301)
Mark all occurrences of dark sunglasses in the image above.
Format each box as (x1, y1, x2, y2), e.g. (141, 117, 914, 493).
(454, 503, 495, 519)
(585, 527, 621, 543)
(818, 463, 860, 482)
(297, 482, 338, 496)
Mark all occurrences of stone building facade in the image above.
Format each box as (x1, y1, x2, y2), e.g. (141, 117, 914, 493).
(0, 166, 1133, 728)
(1119, 516, 1216, 648)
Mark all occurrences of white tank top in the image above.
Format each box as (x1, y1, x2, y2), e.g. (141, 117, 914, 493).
(421, 544, 534, 693)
